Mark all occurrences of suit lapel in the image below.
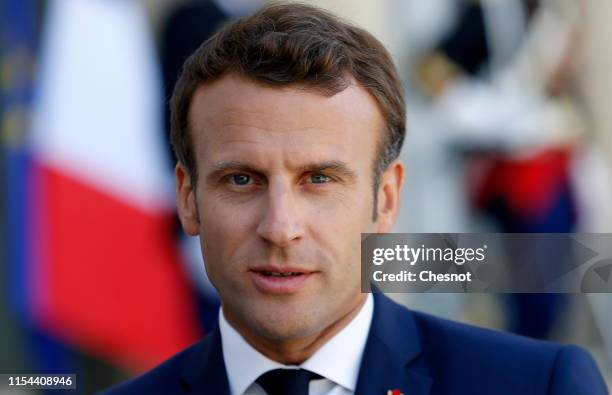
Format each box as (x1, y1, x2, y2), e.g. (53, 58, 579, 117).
(180, 326, 231, 395)
(355, 293, 432, 395)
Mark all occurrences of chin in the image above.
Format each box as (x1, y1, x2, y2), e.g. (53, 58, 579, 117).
(250, 310, 322, 341)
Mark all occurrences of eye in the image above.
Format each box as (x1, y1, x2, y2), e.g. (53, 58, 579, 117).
(309, 173, 331, 184)
(228, 173, 252, 186)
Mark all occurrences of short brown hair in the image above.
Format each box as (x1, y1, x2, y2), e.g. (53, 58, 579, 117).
(170, 2, 405, 198)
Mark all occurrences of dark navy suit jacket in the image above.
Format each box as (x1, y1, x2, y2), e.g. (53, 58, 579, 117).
(101, 293, 608, 394)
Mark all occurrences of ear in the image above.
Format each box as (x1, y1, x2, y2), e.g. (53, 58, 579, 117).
(374, 158, 404, 233)
(175, 163, 200, 236)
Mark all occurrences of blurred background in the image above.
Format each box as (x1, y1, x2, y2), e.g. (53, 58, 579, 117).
(1, 0, 612, 393)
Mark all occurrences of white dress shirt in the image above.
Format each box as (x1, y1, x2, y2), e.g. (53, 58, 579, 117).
(219, 294, 374, 395)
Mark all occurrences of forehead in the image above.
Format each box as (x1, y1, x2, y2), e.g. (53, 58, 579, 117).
(188, 73, 384, 167)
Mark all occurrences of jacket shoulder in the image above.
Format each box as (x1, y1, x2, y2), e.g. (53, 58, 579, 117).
(98, 338, 208, 395)
(408, 307, 607, 394)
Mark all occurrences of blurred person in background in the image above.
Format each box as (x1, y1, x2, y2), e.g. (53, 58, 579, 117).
(414, 0, 584, 340)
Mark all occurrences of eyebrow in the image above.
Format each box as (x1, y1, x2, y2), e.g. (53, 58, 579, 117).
(295, 161, 357, 181)
(206, 160, 357, 183)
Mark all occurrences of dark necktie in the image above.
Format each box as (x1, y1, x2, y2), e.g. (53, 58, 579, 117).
(256, 368, 322, 395)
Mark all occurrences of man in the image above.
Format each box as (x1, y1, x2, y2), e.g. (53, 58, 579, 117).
(102, 3, 607, 394)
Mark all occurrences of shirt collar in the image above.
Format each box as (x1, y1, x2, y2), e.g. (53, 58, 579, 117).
(219, 293, 374, 395)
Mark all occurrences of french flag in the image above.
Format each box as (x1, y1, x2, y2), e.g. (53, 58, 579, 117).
(27, 0, 199, 371)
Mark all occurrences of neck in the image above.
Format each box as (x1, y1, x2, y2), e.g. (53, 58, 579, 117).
(226, 294, 367, 365)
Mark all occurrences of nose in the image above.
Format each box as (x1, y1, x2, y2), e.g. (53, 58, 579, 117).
(256, 182, 304, 247)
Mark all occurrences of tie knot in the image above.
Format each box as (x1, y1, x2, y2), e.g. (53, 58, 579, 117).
(256, 368, 321, 395)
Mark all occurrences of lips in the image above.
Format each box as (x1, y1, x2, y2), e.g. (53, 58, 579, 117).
(259, 271, 304, 277)
(248, 265, 315, 294)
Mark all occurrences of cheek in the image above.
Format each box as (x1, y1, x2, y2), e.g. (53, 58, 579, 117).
(322, 183, 375, 228)
(198, 197, 256, 266)
(200, 191, 256, 230)
(308, 186, 373, 266)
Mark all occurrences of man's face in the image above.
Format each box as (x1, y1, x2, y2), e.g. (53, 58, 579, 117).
(176, 73, 402, 345)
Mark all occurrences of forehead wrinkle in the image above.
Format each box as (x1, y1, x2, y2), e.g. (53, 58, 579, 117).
(209, 114, 344, 136)
(214, 122, 334, 135)
(219, 138, 265, 146)
(216, 126, 342, 140)
(204, 112, 345, 140)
